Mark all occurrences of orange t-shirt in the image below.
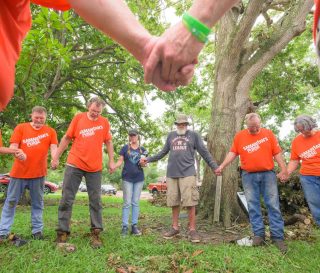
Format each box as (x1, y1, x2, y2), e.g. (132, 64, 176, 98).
(66, 113, 112, 172)
(0, 0, 70, 110)
(290, 131, 320, 176)
(10, 123, 58, 178)
(231, 128, 281, 172)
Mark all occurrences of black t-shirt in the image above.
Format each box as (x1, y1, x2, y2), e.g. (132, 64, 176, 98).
(119, 144, 147, 183)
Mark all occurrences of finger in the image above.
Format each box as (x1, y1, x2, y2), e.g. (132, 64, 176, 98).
(161, 62, 172, 82)
(144, 48, 161, 84)
(168, 63, 180, 82)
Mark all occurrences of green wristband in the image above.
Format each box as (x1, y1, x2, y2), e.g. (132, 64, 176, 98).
(182, 12, 211, 43)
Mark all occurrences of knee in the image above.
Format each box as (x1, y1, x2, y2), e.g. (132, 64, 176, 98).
(58, 201, 73, 211)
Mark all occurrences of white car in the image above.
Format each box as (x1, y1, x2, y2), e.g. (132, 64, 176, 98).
(101, 184, 117, 195)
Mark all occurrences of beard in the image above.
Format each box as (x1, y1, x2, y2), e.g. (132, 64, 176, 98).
(176, 128, 187, 135)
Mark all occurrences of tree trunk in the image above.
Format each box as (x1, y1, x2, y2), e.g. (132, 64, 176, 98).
(200, 0, 313, 227)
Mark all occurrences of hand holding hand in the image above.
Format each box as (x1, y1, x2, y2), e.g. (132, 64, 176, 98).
(143, 23, 204, 86)
(277, 170, 289, 183)
(51, 158, 59, 170)
(15, 149, 26, 161)
(214, 166, 223, 176)
(139, 157, 148, 167)
(109, 162, 116, 174)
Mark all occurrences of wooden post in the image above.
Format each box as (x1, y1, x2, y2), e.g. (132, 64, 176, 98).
(213, 176, 222, 222)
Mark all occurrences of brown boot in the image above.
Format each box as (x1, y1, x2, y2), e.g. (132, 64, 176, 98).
(55, 231, 68, 243)
(90, 229, 103, 249)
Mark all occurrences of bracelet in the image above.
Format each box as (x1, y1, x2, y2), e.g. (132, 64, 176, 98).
(182, 12, 211, 43)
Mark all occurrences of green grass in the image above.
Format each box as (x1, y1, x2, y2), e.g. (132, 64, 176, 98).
(0, 194, 320, 273)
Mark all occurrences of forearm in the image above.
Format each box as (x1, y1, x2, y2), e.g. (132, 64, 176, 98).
(68, 0, 151, 63)
(189, 0, 239, 27)
(50, 144, 58, 159)
(274, 153, 287, 171)
(114, 156, 124, 169)
(0, 147, 17, 154)
(105, 141, 115, 164)
(53, 135, 71, 160)
(220, 152, 237, 169)
(287, 160, 300, 175)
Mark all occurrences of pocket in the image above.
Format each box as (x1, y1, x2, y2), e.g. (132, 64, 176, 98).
(191, 186, 199, 201)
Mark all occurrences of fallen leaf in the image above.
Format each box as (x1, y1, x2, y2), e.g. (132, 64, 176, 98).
(116, 268, 128, 273)
(192, 250, 204, 257)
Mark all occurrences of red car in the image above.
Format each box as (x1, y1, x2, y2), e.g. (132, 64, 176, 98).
(0, 174, 58, 194)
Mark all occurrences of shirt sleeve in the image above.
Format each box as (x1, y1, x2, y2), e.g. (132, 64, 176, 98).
(269, 131, 282, 155)
(290, 139, 300, 160)
(119, 145, 127, 157)
(147, 134, 171, 163)
(194, 132, 218, 170)
(10, 124, 23, 144)
(50, 128, 58, 145)
(66, 114, 79, 139)
(30, 0, 71, 10)
(104, 118, 112, 142)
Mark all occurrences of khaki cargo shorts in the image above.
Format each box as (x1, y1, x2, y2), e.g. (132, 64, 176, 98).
(166, 176, 199, 207)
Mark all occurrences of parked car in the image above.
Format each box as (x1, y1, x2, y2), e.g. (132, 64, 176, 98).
(78, 182, 87, 192)
(0, 173, 58, 194)
(148, 177, 167, 195)
(101, 184, 117, 195)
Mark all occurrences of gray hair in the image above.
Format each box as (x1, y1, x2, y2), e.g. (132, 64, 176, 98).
(244, 113, 261, 124)
(294, 115, 317, 132)
(32, 106, 47, 114)
(87, 97, 106, 108)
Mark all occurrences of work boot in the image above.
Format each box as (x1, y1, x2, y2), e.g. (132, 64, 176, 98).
(163, 228, 180, 239)
(189, 230, 201, 243)
(272, 239, 288, 254)
(121, 226, 129, 237)
(8, 234, 28, 247)
(55, 231, 68, 243)
(32, 232, 44, 240)
(90, 229, 103, 249)
(0, 234, 8, 244)
(131, 224, 142, 236)
(252, 236, 265, 247)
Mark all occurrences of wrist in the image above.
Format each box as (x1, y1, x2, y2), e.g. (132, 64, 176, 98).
(182, 13, 211, 43)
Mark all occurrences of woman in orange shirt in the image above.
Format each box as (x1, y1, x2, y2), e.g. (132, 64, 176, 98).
(287, 115, 320, 226)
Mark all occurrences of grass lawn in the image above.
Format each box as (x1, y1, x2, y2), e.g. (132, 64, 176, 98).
(0, 193, 319, 273)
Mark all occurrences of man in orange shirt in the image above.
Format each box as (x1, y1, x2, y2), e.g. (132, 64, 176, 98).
(51, 97, 115, 248)
(0, 106, 58, 243)
(287, 115, 320, 226)
(215, 113, 288, 254)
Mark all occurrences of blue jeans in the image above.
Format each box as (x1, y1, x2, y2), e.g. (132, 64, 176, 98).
(242, 170, 284, 240)
(300, 175, 320, 226)
(122, 180, 144, 227)
(0, 177, 45, 236)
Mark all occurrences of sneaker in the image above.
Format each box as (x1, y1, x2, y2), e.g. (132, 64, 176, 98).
(163, 228, 180, 239)
(55, 231, 68, 243)
(131, 224, 142, 236)
(8, 234, 28, 247)
(252, 236, 265, 247)
(189, 230, 201, 243)
(32, 232, 44, 240)
(90, 229, 103, 249)
(121, 226, 129, 237)
(272, 239, 288, 254)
